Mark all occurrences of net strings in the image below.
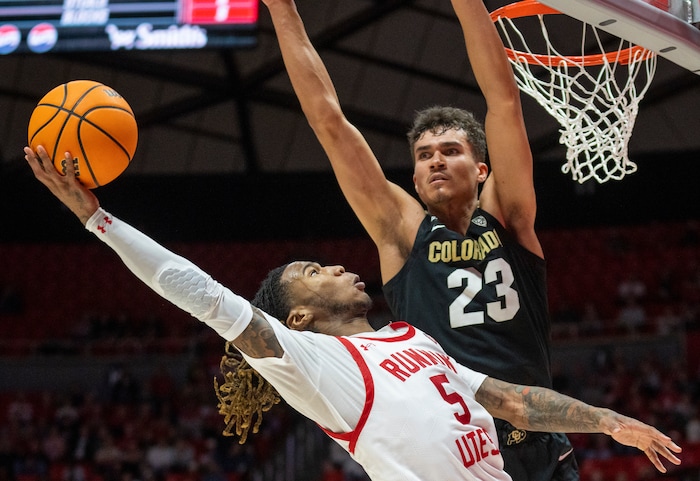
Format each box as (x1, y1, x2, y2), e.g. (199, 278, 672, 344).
(496, 14, 657, 184)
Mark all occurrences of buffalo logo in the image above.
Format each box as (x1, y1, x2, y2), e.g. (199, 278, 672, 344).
(506, 429, 527, 445)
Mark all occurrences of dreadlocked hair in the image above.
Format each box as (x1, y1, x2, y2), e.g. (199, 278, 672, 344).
(214, 264, 291, 443)
(215, 343, 280, 443)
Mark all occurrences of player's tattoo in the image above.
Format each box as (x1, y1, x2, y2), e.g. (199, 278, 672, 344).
(72, 195, 93, 224)
(234, 306, 284, 359)
(474, 377, 507, 411)
(477, 377, 603, 432)
(516, 384, 603, 432)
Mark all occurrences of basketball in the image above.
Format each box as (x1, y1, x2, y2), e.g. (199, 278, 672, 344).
(28, 80, 138, 189)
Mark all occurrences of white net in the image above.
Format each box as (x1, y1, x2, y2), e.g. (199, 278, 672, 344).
(495, 14, 657, 183)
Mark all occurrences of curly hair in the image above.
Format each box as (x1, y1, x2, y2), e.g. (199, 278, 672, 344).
(214, 264, 291, 443)
(407, 106, 487, 164)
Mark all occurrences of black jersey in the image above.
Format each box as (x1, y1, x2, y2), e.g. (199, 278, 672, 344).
(383, 209, 552, 388)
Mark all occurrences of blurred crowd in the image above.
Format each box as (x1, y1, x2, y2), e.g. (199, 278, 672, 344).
(3, 341, 700, 481)
(1, 220, 699, 481)
(547, 221, 700, 340)
(1, 352, 292, 481)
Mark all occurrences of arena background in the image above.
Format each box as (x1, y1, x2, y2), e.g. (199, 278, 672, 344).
(1, 1, 699, 480)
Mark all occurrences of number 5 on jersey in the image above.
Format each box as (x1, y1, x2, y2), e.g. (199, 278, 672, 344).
(430, 373, 471, 424)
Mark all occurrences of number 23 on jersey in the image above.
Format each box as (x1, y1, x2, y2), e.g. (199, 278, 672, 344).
(447, 258, 520, 328)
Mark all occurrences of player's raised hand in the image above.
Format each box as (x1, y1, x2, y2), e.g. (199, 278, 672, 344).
(602, 414, 682, 472)
(24, 145, 100, 225)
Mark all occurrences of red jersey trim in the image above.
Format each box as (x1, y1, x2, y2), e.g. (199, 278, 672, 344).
(320, 337, 375, 454)
(351, 321, 416, 342)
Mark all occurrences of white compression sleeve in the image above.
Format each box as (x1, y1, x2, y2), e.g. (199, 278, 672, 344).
(84, 208, 253, 341)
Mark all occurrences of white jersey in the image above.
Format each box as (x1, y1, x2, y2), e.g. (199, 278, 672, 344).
(246, 319, 510, 481)
(326, 323, 509, 481)
(85, 209, 511, 481)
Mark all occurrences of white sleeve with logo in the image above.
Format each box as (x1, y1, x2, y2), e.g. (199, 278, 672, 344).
(85, 208, 252, 340)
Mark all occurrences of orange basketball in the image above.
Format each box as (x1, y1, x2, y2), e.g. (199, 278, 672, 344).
(28, 80, 138, 189)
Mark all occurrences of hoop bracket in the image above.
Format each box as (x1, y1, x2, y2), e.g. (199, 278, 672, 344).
(490, 0, 650, 66)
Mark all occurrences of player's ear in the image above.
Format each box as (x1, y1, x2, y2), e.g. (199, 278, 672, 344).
(477, 162, 489, 183)
(286, 307, 314, 331)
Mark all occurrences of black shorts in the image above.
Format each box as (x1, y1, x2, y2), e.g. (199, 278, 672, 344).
(495, 420, 580, 481)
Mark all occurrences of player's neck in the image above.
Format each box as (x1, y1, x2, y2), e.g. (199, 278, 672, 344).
(320, 317, 375, 337)
(428, 200, 478, 235)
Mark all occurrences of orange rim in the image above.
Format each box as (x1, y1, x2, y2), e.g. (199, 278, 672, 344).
(490, 0, 651, 66)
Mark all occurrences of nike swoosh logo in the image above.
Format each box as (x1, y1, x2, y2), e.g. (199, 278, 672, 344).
(558, 448, 574, 461)
(431, 224, 446, 231)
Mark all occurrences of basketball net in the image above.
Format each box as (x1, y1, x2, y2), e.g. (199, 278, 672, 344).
(492, 1, 658, 184)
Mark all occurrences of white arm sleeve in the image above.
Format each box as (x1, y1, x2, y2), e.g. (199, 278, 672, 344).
(85, 208, 253, 341)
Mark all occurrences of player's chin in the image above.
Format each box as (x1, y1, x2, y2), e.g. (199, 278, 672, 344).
(418, 185, 447, 204)
(427, 188, 454, 206)
(358, 293, 373, 311)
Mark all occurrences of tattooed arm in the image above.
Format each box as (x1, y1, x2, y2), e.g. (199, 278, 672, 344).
(232, 307, 284, 359)
(475, 377, 682, 472)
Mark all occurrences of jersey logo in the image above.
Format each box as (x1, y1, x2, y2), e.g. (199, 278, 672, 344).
(506, 429, 527, 445)
(558, 448, 574, 461)
(429, 216, 446, 231)
(471, 215, 487, 227)
(96, 215, 113, 234)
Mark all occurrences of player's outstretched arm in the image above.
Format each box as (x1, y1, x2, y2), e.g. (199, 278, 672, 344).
(475, 377, 682, 472)
(24, 146, 100, 225)
(261, 0, 424, 277)
(24, 145, 283, 360)
(450, 0, 540, 255)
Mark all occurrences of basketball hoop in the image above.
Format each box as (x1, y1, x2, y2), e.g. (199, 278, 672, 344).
(490, 0, 658, 184)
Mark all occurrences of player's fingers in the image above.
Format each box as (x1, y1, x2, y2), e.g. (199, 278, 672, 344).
(645, 448, 666, 473)
(666, 439, 683, 454)
(24, 146, 43, 168)
(36, 145, 53, 165)
(61, 152, 77, 178)
(24, 146, 50, 179)
(23, 146, 36, 162)
(645, 440, 682, 473)
(36, 145, 62, 180)
(654, 439, 682, 464)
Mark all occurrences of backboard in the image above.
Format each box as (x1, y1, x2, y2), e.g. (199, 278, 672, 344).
(538, 0, 700, 74)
